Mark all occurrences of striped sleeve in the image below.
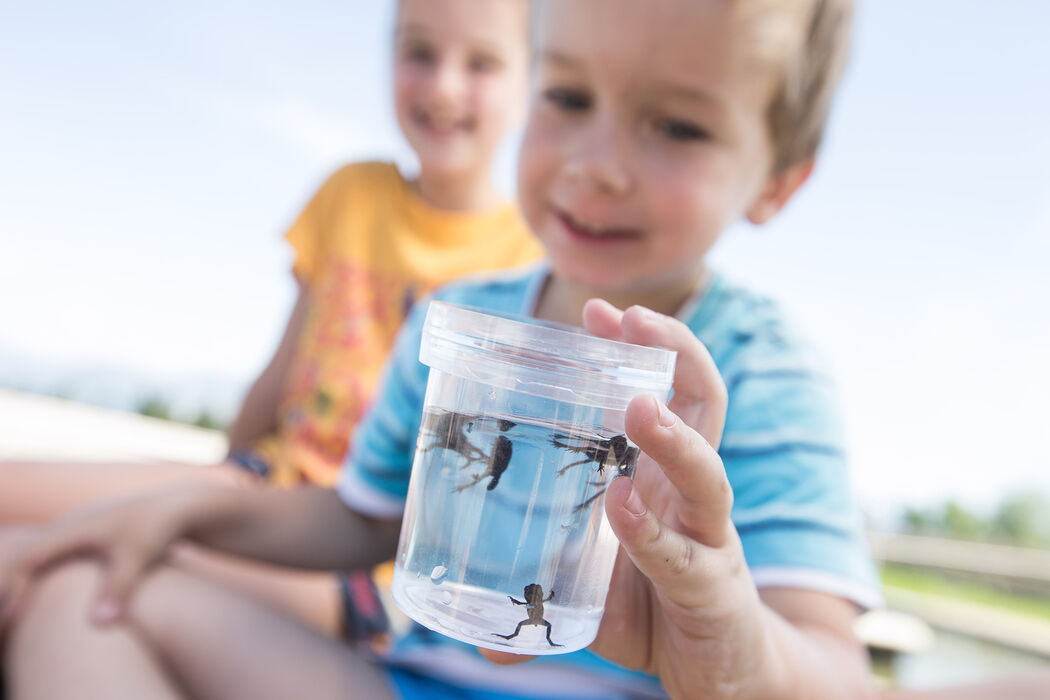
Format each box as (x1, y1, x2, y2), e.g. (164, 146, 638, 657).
(710, 298, 881, 608)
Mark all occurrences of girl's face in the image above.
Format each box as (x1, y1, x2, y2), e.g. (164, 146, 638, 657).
(393, 0, 529, 180)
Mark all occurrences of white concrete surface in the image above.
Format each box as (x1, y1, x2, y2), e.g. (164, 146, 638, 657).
(0, 388, 227, 463)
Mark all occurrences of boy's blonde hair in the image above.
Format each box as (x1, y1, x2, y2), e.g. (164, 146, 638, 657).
(747, 0, 855, 174)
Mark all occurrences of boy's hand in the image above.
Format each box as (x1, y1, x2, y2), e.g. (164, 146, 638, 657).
(584, 301, 764, 695)
(0, 486, 197, 631)
(481, 300, 865, 699)
(588, 300, 768, 694)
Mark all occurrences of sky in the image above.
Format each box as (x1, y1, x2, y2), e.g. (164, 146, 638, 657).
(1, 1, 1048, 520)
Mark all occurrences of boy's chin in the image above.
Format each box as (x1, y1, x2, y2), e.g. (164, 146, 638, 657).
(551, 258, 640, 295)
(549, 257, 703, 314)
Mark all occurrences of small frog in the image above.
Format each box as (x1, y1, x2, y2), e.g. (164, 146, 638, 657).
(551, 433, 638, 478)
(455, 435, 513, 492)
(551, 432, 641, 515)
(494, 583, 562, 647)
(420, 410, 487, 465)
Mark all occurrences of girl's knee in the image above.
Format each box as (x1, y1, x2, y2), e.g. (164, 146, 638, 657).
(3, 559, 103, 658)
(125, 565, 211, 646)
(19, 559, 101, 620)
(11, 558, 174, 641)
(0, 524, 41, 562)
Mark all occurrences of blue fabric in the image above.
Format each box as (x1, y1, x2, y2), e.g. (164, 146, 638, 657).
(227, 450, 271, 479)
(339, 264, 879, 698)
(387, 666, 632, 700)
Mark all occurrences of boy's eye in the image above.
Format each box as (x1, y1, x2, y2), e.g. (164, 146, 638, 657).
(655, 118, 709, 142)
(543, 87, 590, 112)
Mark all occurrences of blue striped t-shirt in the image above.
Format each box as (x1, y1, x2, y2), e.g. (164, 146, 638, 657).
(337, 264, 880, 699)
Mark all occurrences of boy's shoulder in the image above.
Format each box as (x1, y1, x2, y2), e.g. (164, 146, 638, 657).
(687, 274, 827, 381)
(428, 264, 547, 314)
(417, 267, 826, 382)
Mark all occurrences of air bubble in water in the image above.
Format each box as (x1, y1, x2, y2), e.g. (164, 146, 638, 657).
(430, 565, 448, 584)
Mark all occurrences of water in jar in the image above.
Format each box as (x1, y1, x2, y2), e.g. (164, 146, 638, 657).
(391, 407, 639, 654)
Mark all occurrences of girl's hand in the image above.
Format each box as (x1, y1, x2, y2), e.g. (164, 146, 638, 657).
(0, 485, 201, 631)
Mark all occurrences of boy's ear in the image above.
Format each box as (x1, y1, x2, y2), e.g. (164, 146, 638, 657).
(745, 157, 816, 225)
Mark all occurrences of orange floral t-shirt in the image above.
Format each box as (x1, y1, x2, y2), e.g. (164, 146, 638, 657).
(252, 161, 544, 486)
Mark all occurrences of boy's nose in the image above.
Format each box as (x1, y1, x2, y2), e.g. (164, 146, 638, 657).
(563, 117, 632, 196)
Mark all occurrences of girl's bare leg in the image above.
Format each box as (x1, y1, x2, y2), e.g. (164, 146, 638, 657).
(168, 544, 344, 636)
(0, 459, 250, 523)
(127, 563, 395, 700)
(4, 561, 184, 700)
(0, 461, 344, 637)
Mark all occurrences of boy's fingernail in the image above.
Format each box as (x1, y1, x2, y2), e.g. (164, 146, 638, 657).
(656, 399, 676, 428)
(636, 306, 661, 321)
(624, 485, 646, 516)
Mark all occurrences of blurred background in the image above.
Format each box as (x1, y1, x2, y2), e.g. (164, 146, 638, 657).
(2, 0, 1048, 691)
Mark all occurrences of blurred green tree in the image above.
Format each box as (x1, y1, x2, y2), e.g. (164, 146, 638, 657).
(941, 500, 985, 540)
(137, 396, 172, 421)
(899, 492, 1050, 548)
(990, 493, 1050, 547)
(903, 507, 934, 535)
(192, 410, 225, 431)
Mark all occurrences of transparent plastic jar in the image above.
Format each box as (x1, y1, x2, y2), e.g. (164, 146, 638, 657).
(391, 301, 676, 654)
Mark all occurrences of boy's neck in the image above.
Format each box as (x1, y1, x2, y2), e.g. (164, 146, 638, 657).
(535, 267, 709, 327)
(412, 167, 503, 212)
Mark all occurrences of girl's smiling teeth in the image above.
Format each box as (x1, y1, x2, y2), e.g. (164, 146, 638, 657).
(414, 107, 473, 134)
(557, 210, 639, 240)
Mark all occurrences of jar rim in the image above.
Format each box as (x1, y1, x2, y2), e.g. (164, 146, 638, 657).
(420, 301, 677, 409)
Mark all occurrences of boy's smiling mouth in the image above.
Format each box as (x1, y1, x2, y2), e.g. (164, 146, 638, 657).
(556, 209, 640, 242)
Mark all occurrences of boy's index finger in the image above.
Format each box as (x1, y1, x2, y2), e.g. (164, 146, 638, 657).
(625, 396, 734, 546)
(580, 298, 626, 339)
(617, 305, 727, 449)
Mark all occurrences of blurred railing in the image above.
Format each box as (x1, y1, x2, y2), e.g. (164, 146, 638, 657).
(868, 531, 1050, 659)
(869, 531, 1050, 597)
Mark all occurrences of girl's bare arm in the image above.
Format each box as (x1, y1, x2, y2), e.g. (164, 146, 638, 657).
(226, 281, 309, 452)
(0, 482, 399, 627)
(182, 482, 400, 571)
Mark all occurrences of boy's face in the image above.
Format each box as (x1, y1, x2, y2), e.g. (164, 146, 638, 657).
(393, 0, 529, 179)
(519, 0, 784, 298)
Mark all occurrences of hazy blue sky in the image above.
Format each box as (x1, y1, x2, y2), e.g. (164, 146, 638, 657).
(1, 1, 1048, 518)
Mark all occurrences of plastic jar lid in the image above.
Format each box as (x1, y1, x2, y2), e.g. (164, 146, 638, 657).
(420, 301, 677, 410)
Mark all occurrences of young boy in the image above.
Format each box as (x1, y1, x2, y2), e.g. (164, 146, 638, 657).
(0, 0, 881, 698)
